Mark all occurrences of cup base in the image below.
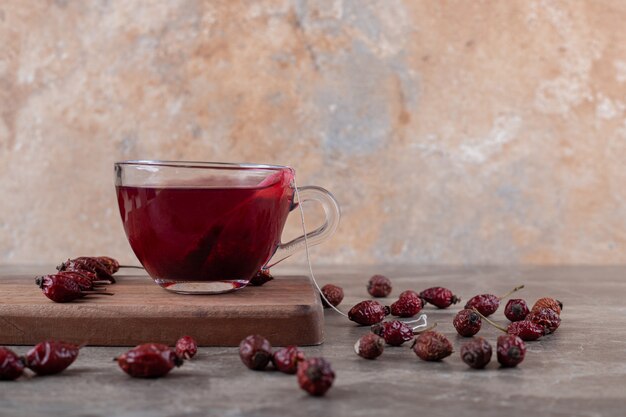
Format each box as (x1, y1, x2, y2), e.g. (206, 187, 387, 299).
(154, 279, 249, 294)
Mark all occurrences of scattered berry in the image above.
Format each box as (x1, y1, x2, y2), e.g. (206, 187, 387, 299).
(507, 320, 544, 341)
(465, 285, 524, 317)
(367, 275, 392, 298)
(527, 307, 561, 334)
(297, 357, 335, 396)
(95, 256, 120, 274)
(348, 300, 390, 325)
(57, 257, 114, 282)
(0, 347, 24, 380)
(116, 343, 183, 378)
(36, 274, 112, 303)
(453, 309, 482, 337)
(497, 335, 526, 367)
(249, 270, 274, 286)
(460, 337, 492, 369)
(24, 340, 80, 376)
(399, 290, 420, 299)
(320, 284, 344, 308)
(371, 320, 414, 346)
(419, 287, 460, 309)
(354, 333, 385, 360)
(390, 294, 422, 317)
(412, 331, 453, 361)
(239, 335, 273, 370)
(504, 299, 530, 322)
(272, 346, 305, 374)
(531, 297, 563, 315)
(175, 336, 198, 360)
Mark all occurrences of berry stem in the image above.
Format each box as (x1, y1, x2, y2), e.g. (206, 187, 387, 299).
(412, 322, 437, 334)
(82, 291, 114, 296)
(498, 285, 525, 300)
(119, 265, 144, 269)
(471, 308, 507, 333)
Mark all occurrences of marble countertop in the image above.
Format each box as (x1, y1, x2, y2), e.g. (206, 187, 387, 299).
(1, 265, 625, 417)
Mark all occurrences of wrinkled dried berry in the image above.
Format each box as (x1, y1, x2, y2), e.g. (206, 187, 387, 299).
(465, 285, 524, 317)
(504, 299, 530, 322)
(371, 320, 414, 346)
(116, 343, 183, 378)
(58, 257, 114, 282)
(249, 269, 274, 286)
(497, 335, 526, 367)
(36, 274, 112, 303)
(527, 307, 561, 334)
(531, 297, 562, 315)
(507, 320, 544, 341)
(367, 275, 392, 298)
(272, 346, 305, 374)
(239, 335, 273, 370)
(0, 347, 24, 380)
(399, 290, 420, 299)
(175, 336, 198, 360)
(390, 294, 422, 318)
(95, 256, 120, 274)
(412, 331, 453, 361)
(460, 337, 492, 369)
(24, 340, 80, 375)
(348, 300, 390, 325)
(320, 284, 344, 308)
(453, 309, 482, 337)
(419, 287, 460, 309)
(297, 357, 335, 396)
(354, 333, 385, 359)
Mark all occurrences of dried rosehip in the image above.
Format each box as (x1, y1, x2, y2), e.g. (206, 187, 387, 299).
(95, 256, 120, 274)
(36, 274, 84, 303)
(453, 309, 482, 337)
(57, 270, 108, 291)
(419, 287, 460, 309)
(527, 307, 561, 334)
(272, 346, 305, 374)
(354, 333, 385, 359)
(24, 340, 80, 375)
(249, 270, 273, 286)
(175, 336, 198, 360)
(367, 274, 392, 297)
(460, 337, 492, 369)
(390, 293, 422, 318)
(412, 331, 453, 361)
(399, 290, 420, 299)
(58, 257, 114, 282)
(348, 300, 390, 325)
(531, 297, 563, 315)
(297, 357, 335, 396)
(0, 347, 24, 380)
(497, 335, 526, 367)
(504, 299, 529, 322)
(239, 335, 272, 370)
(507, 320, 544, 341)
(371, 320, 414, 346)
(465, 285, 524, 317)
(320, 284, 344, 308)
(116, 343, 183, 378)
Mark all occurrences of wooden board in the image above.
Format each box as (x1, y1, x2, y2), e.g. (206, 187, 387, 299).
(0, 270, 324, 347)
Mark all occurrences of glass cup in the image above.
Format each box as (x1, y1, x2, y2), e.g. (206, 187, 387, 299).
(114, 160, 340, 294)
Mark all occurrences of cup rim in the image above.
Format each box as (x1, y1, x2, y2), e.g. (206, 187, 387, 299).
(115, 160, 291, 171)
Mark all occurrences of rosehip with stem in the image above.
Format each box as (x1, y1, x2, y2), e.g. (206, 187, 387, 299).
(465, 285, 524, 317)
(504, 299, 529, 322)
(36, 274, 113, 303)
(354, 333, 385, 359)
(367, 275, 392, 298)
(297, 357, 335, 396)
(497, 335, 526, 367)
(24, 340, 81, 376)
(116, 343, 183, 378)
(175, 336, 198, 360)
(239, 335, 272, 370)
(460, 337, 492, 369)
(57, 257, 114, 282)
(0, 347, 24, 380)
(348, 300, 390, 325)
(527, 307, 561, 334)
(320, 284, 344, 308)
(412, 331, 453, 361)
(419, 287, 460, 309)
(531, 297, 563, 315)
(453, 309, 482, 337)
(472, 308, 543, 341)
(272, 346, 305, 374)
(371, 320, 415, 346)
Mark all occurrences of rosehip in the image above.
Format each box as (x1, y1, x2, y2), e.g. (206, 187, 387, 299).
(531, 297, 563, 315)
(95, 256, 120, 274)
(465, 285, 524, 316)
(354, 333, 385, 359)
(504, 299, 529, 322)
(460, 337, 492, 369)
(367, 275, 392, 298)
(390, 294, 422, 318)
(453, 309, 482, 337)
(58, 257, 114, 282)
(0, 347, 24, 380)
(239, 335, 272, 370)
(497, 335, 526, 367)
(249, 270, 273, 286)
(419, 287, 460, 309)
(116, 343, 183, 378)
(24, 340, 80, 375)
(527, 307, 561, 334)
(175, 336, 198, 360)
(297, 357, 335, 396)
(348, 300, 390, 325)
(272, 346, 305, 374)
(412, 331, 453, 361)
(320, 284, 344, 308)
(507, 320, 544, 341)
(371, 320, 414, 346)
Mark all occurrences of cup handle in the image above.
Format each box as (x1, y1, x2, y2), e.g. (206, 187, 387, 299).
(266, 186, 340, 268)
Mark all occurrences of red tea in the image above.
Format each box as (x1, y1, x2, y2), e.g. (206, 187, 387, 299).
(116, 170, 294, 283)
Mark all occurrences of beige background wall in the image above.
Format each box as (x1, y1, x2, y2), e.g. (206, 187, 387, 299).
(1, 0, 626, 265)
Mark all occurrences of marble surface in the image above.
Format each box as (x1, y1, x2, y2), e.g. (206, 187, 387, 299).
(1, 265, 625, 417)
(2, 1, 626, 265)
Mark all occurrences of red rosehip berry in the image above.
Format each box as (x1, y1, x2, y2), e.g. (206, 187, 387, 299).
(0, 347, 24, 380)
(371, 320, 415, 346)
(453, 309, 482, 337)
(354, 333, 385, 359)
(297, 357, 335, 396)
(249, 270, 273, 286)
(507, 320, 544, 341)
(497, 335, 526, 367)
(95, 256, 120, 274)
(531, 297, 563, 315)
(419, 287, 460, 309)
(24, 340, 81, 376)
(504, 299, 529, 322)
(116, 343, 183, 378)
(348, 300, 390, 325)
(272, 346, 305, 374)
(239, 335, 273, 370)
(465, 285, 524, 317)
(390, 294, 423, 318)
(460, 337, 492, 369)
(411, 331, 453, 361)
(527, 307, 561, 334)
(175, 336, 198, 360)
(367, 275, 392, 298)
(57, 257, 114, 282)
(320, 284, 344, 308)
